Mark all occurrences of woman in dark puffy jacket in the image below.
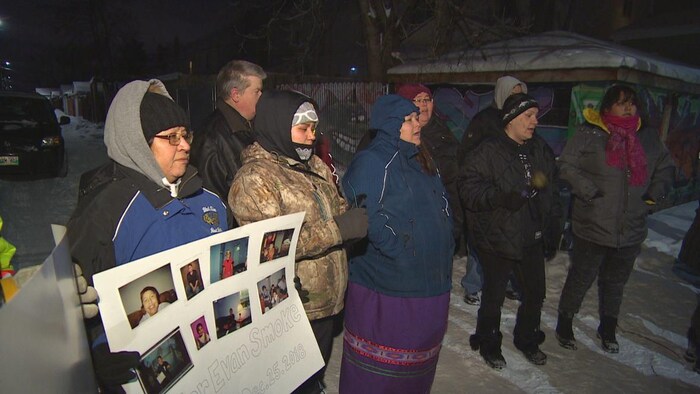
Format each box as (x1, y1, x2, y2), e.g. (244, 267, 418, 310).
(459, 93, 561, 369)
(555, 84, 674, 353)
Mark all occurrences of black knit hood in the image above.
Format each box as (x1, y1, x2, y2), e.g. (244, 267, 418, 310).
(255, 90, 318, 162)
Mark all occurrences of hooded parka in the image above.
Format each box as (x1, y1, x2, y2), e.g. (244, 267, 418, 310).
(228, 90, 349, 320)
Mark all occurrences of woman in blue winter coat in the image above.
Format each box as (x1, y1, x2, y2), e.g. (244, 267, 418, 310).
(340, 94, 454, 393)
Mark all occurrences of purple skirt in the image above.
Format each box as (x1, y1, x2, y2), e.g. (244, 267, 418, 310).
(339, 282, 450, 394)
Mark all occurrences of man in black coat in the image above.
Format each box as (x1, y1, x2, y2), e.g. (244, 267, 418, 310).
(457, 76, 529, 305)
(190, 60, 266, 226)
(459, 93, 561, 369)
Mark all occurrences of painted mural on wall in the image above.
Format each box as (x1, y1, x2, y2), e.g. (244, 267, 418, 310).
(668, 95, 700, 188)
(275, 81, 698, 204)
(431, 84, 569, 156)
(430, 81, 699, 204)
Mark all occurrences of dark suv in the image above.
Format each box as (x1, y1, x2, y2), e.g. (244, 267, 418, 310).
(0, 91, 70, 177)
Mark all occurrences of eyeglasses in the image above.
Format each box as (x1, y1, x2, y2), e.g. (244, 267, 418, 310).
(152, 130, 193, 146)
(412, 98, 433, 105)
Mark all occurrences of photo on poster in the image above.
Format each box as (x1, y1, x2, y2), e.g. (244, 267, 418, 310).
(180, 259, 204, 300)
(210, 237, 249, 283)
(260, 228, 294, 263)
(118, 264, 178, 329)
(190, 316, 211, 351)
(212, 289, 252, 339)
(136, 328, 193, 394)
(257, 267, 289, 314)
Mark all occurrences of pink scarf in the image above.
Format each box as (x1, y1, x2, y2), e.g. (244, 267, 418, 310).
(602, 113, 647, 186)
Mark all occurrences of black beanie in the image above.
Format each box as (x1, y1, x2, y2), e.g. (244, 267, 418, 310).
(140, 92, 190, 141)
(501, 93, 539, 126)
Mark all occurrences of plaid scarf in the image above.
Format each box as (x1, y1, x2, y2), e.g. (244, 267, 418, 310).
(602, 113, 647, 186)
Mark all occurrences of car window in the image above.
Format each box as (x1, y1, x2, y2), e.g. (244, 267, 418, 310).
(0, 96, 57, 129)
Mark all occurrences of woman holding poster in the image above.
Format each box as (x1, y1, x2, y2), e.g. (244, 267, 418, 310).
(228, 89, 368, 394)
(340, 94, 454, 393)
(67, 79, 228, 391)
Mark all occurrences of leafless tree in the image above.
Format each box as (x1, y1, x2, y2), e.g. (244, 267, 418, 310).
(357, 0, 418, 81)
(45, 0, 138, 81)
(357, 0, 527, 81)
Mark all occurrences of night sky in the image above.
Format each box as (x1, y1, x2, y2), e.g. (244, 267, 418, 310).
(2, 1, 698, 91)
(0, 0, 237, 89)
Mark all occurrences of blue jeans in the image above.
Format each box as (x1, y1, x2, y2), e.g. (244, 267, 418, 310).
(461, 244, 483, 294)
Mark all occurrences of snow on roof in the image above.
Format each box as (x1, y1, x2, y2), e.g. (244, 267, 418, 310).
(34, 88, 61, 98)
(388, 30, 700, 87)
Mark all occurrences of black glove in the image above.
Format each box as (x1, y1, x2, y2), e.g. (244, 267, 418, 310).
(334, 207, 368, 241)
(494, 191, 527, 211)
(294, 276, 310, 303)
(92, 343, 140, 389)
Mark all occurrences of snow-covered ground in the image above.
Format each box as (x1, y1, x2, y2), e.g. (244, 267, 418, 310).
(325, 201, 700, 394)
(0, 116, 698, 392)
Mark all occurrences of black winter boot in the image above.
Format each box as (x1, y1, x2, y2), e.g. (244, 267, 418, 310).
(685, 328, 697, 363)
(479, 331, 506, 369)
(469, 333, 482, 351)
(685, 327, 700, 373)
(536, 329, 546, 345)
(556, 312, 577, 350)
(514, 327, 547, 366)
(597, 315, 619, 353)
(515, 342, 547, 365)
(472, 312, 499, 351)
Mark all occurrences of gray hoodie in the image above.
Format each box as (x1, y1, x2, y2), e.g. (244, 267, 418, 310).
(104, 79, 171, 187)
(494, 76, 528, 109)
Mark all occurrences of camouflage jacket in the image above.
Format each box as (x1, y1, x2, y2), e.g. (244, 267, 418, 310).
(229, 142, 348, 320)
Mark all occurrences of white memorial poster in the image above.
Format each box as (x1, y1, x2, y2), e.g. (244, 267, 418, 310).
(93, 212, 324, 394)
(0, 225, 98, 392)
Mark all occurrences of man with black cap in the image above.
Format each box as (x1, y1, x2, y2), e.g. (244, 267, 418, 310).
(68, 79, 228, 390)
(458, 93, 561, 369)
